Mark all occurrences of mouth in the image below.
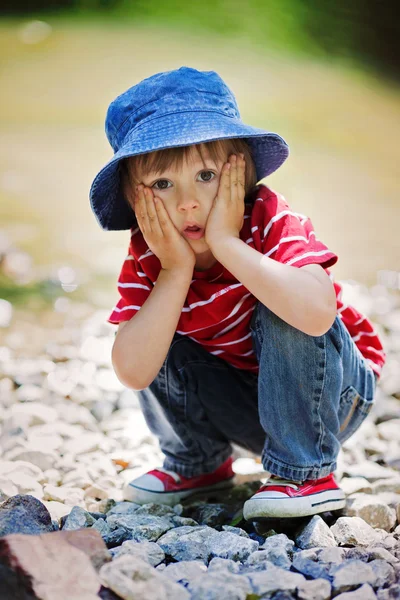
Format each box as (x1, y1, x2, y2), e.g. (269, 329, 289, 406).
(182, 225, 205, 240)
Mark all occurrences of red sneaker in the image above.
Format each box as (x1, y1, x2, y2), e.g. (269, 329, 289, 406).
(123, 457, 235, 506)
(243, 473, 346, 520)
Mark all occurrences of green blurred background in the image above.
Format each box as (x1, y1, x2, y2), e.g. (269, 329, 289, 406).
(0, 1, 399, 313)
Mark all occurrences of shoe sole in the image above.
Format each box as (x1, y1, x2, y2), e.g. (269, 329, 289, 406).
(124, 477, 235, 506)
(243, 489, 346, 520)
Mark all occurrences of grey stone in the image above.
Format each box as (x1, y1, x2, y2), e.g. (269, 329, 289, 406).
(369, 559, 396, 588)
(317, 546, 347, 565)
(296, 515, 337, 549)
(106, 513, 174, 542)
(157, 525, 217, 563)
(346, 494, 397, 532)
(133, 503, 176, 517)
(111, 539, 165, 566)
(246, 548, 291, 570)
(99, 555, 190, 600)
(0, 494, 53, 536)
(297, 578, 332, 600)
(331, 517, 382, 547)
(246, 564, 306, 596)
(292, 554, 331, 581)
(107, 501, 140, 516)
(207, 556, 241, 574)
(62, 506, 96, 530)
(208, 531, 259, 562)
(188, 571, 252, 600)
(103, 527, 131, 548)
(221, 525, 249, 537)
(367, 547, 400, 565)
(376, 584, 400, 600)
(91, 518, 111, 537)
(331, 559, 377, 593)
(335, 583, 377, 600)
(162, 560, 207, 585)
(260, 532, 295, 553)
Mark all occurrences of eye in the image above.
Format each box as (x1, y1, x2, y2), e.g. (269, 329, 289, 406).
(152, 179, 171, 191)
(197, 170, 216, 183)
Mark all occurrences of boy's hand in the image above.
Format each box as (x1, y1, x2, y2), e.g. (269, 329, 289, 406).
(205, 153, 246, 249)
(133, 184, 196, 273)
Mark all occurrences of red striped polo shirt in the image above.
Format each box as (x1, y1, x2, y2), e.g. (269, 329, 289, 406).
(108, 184, 385, 378)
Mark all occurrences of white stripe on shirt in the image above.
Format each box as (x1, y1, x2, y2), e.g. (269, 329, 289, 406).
(285, 249, 333, 266)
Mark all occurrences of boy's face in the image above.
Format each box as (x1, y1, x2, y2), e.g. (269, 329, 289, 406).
(135, 146, 228, 267)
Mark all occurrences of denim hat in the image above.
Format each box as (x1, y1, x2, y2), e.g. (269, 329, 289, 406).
(90, 66, 289, 231)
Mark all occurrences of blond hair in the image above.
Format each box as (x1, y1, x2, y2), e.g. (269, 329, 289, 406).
(120, 139, 258, 210)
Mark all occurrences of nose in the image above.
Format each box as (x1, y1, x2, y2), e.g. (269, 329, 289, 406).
(176, 189, 200, 212)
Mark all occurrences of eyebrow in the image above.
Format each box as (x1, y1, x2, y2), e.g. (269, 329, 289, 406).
(145, 158, 220, 178)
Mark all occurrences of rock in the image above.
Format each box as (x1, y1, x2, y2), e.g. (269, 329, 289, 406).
(5, 471, 43, 499)
(377, 420, 400, 442)
(0, 494, 54, 536)
(340, 477, 373, 495)
(42, 500, 72, 521)
(346, 494, 397, 531)
(107, 501, 140, 516)
(207, 556, 241, 573)
(157, 525, 217, 563)
(295, 516, 338, 549)
(246, 547, 291, 570)
(162, 560, 207, 585)
(5, 449, 57, 472)
(0, 563, 37, 599)
(335, 583, 377, 600)
(43, 484, 85, 506)
(99, 555, 190, 600)
(331, 559, 377, 593)
(0, 530, 103, 598)
(371, 477, 400, 494)
(367, 547, 399, 565)
(297, 578, 332, 600)
(208, 531, 259, 562)
(61, 433, 105, 455)
(331, 517, 383, 547)
(106, 514, 174, 543)
(344, 462, 398, 482)
(62, 506, 96, 530)
(9, 402, 58, 426)
(376, 585, 400, 600)
(103, 527, 131, 549)
(246, 564, 306, 596)
(369, 559, 396, 588)
(111, 540, 165, 566)
(292, 553, 331, 581)
(188, 571, 252, 600)
(91, 518, 111, 537)
(56, 528, 111, 571)
(187, 503, 231, 528)
(221, 525, 249, 537)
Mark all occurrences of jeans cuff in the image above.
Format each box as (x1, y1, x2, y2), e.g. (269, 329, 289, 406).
(261, 452, 337, 482)
(162, 447, 232, 478)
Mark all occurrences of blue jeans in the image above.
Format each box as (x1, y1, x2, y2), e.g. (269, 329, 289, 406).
(137, 302, 377, 481)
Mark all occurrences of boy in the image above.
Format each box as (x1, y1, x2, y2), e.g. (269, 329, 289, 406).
(90, 67, 385, 519)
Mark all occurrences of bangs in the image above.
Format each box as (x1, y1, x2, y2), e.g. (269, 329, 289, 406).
(121, 138, 258, 200)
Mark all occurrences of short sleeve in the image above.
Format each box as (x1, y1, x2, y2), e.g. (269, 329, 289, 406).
(256, 190, 338, 270)
(107, 241, 153, 325)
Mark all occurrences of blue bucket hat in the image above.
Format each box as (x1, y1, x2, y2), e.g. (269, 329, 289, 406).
(89, 66, 289, 231)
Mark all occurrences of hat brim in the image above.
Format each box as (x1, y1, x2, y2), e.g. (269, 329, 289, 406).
(90, 111, 289, 231)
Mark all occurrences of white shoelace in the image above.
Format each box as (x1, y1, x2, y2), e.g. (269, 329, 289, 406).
(263, 478, 302, 490)
(155, 467, 182, 484)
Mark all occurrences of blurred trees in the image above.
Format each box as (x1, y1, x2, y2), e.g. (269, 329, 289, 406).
(1, 0, 399, 81)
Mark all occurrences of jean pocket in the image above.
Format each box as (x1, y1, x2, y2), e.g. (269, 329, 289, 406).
(337, 384, 375, 444)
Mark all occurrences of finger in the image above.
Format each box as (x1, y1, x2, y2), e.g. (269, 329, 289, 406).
(144, 187, 163, 236)
(136, 185, 150, 234)
(218, 162, 231, 198)
(237, 153, 246, 190)
(153, 195, 175, 235)
(230, 154, 238, 203)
